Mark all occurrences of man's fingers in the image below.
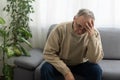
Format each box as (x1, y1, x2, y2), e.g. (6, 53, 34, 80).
(85, 22, 94, 36)
(88, 21, 92, 28)
(91, 20, 94, 27)
(85, 23, 91, 30)
(88, 19, 94, 28)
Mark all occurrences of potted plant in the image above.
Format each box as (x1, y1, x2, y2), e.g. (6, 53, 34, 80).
(0, 0, 35, 80)
(0, 16, 13, 80)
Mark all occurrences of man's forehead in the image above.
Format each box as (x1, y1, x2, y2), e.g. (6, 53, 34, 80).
(79, 16, 91, 21)
(77, 16, 90, 24)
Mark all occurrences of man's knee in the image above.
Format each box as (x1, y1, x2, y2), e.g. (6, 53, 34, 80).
(90, 64, 102, 77)
(41, 62, 54, 74)
(84, 63, 102, 80)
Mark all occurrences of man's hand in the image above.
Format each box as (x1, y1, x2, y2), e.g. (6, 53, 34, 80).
(65, 72, 75, 80)
(85, 19, 94, 36)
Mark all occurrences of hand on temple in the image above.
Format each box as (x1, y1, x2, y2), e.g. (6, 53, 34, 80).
(85, 19, 94, 36)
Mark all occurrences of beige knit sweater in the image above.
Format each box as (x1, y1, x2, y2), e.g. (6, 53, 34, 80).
(43, 22, 104, 76)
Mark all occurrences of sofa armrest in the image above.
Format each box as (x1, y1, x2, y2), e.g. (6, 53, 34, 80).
(14, 48, 43, 70)
(34, 61, 46, 80)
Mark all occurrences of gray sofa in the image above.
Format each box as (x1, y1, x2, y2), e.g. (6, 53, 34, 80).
(13, 25, 120, 80)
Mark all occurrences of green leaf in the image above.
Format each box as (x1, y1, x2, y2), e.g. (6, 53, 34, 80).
(19, 37, 32, 47)
(6, 47, 15, 58)
(19, 44, 30, 56)
(0, 17, 5, 25)
(19, 27, 32, 37)
(13, 45, 22, 56)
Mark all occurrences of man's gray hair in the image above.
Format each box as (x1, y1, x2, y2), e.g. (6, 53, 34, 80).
(76, 9, 95, 20)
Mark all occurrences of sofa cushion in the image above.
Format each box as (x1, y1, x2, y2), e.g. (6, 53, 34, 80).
(99, 60, 120, 80)
(98, 28, 120, 59)
(14, 48, 43, 70)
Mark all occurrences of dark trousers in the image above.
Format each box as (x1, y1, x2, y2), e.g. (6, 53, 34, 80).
(41, 61, 102, 80)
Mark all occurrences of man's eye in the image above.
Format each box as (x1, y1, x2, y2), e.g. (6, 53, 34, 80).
(78, 25, 82, 27)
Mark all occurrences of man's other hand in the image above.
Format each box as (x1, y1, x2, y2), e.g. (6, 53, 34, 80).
(65, 72, 75, 80)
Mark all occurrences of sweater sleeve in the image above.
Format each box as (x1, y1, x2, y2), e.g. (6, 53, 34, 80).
(86, 29, 104, 63)
(43, 26, 71, 76)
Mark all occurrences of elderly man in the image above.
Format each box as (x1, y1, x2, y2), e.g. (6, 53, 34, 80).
(41, 9, 104, 80)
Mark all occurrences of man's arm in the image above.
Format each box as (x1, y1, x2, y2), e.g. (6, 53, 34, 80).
(43, 26, 72, 77)
(86, 29, 104, 63)
(85, 19, 104, 63)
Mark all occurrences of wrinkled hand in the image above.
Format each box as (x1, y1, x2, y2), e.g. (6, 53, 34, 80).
(85, 19, 94, 36)
(65, 72, 75, 80)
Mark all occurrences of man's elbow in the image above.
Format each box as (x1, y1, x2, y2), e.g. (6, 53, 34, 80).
(88, 56, 103, 64)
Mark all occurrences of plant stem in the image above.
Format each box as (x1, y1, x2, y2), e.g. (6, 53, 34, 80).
(2, 31, 6, 76)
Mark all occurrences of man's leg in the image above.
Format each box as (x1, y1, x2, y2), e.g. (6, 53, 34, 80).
(70, 61, 102, 80)
(41, 62, 63, 80)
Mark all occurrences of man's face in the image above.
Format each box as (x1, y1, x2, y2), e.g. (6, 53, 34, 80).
(73, 16, 94, 35)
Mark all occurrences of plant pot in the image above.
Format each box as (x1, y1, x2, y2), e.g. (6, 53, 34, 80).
(0, 76, 4, 80)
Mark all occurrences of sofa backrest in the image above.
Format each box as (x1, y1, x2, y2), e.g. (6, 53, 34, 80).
(47, 24, 57, 38)
(98, 28, 120, 60)
(48, 25, 120, 60)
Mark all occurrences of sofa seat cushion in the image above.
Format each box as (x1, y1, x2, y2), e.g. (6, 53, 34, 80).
(99, 60, 120, 80)
(14, 48, 43, 70)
